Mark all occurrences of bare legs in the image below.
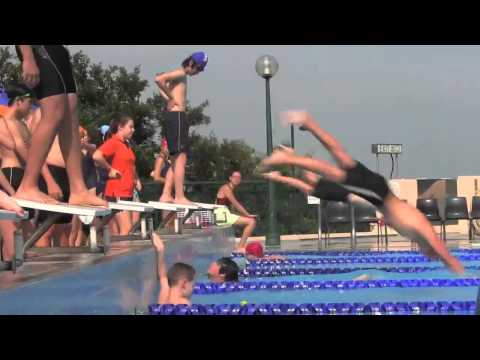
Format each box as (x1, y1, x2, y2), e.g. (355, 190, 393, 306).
(234, 216, 257, 250)
(171, 153, 194, 205)
(15, 93, 106, 207)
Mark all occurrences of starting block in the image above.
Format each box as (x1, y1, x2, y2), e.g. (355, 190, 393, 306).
(12, 199, 111, 273)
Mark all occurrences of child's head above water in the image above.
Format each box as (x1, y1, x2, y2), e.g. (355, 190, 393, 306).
(168, 262, 196, 298)
(207, 257, 239, 283)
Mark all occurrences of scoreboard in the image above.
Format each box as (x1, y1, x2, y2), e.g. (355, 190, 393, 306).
(371, 144, 403, 155)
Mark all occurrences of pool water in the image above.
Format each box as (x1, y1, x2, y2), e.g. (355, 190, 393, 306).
(187, 250, 480, 315)
(192, 283, 477, 305)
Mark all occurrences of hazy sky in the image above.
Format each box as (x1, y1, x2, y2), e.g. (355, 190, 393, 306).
(17, 45, 480, 179)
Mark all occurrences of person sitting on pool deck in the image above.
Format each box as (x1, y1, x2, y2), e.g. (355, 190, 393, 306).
(215, 170, 258, 252)
(206, 257, 240, 283)
(152, 232, 196, 306)
(260, 110, 464, 275)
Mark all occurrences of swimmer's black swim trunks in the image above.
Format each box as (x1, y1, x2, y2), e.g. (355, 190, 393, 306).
(164, 111, 189, 156)
(37, 165, 72, 224)
(16, 45, 77, 100)
(312, 161, 390, 207)
(342, 161, 391, 207)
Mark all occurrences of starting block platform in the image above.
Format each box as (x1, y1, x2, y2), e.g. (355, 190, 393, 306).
(9, 200, 111, 273)
(116, 200, 221, 234)
(106, 202, 155, 239)
(0, 209, 30, 271)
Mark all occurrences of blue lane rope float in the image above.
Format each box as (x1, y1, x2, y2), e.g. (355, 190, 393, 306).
(149, 300, 477, 315)
(192, 278, 480, 295)
(239, 265, 480, 278)
(241, 254, 480, 266)
(231, 249, 480, 258)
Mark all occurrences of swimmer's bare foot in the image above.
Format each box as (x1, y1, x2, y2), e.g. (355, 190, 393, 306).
(0, 191, 25, 217)
(280, 110, 312, 129)
(174, 197, 196, 206)
(69, 191, 108, 208)
(159, 195, 174, 203)
(14, 186, 60, 205)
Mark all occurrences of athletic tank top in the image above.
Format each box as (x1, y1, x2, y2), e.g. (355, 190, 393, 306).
(216, 197, 231, 207)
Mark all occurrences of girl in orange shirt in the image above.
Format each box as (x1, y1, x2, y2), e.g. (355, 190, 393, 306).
(93, 115, 138, 235)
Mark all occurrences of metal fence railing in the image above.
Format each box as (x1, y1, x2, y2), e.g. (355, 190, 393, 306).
(139, 180, 322, 237)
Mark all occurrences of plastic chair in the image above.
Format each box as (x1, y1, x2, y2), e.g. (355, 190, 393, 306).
(443, 197, 469, 241)
(470, 196, 480, 241)
(354, 202, 382, 250)
(325, 201, 354, 249)
(416, 198, 444, 240)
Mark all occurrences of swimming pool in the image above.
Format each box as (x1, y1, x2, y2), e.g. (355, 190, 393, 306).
(0, 227, 236, 315)
(151, 249, 480, 315)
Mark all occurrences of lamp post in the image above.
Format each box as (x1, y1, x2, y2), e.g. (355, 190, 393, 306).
(255, 55, 280, 248)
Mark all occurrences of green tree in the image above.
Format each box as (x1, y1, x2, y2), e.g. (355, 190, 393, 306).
(0, 46, 232, 180)
(0, 46, 320, 236)
(70, 51, 155, 146)
(187, 132, 261, 181)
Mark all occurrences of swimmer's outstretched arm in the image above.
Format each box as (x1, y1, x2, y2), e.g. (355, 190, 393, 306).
(280, 111, 356, 169)
(152, 233, 170, 304)
(381, 196, 464, 275)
